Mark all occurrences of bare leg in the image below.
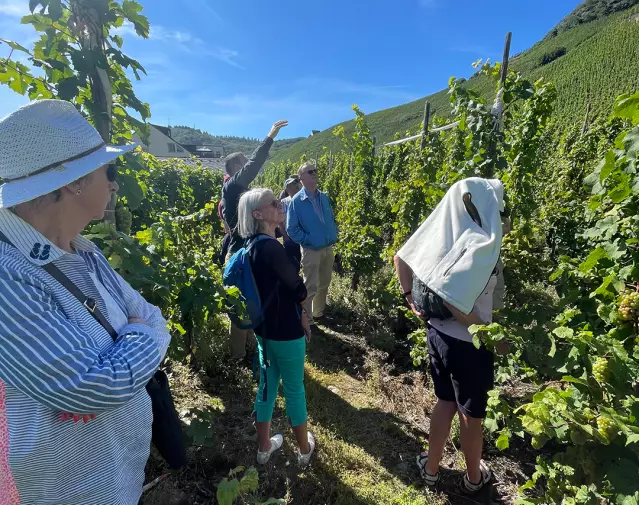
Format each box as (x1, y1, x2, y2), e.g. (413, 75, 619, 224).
(425, 399, 458, 475)
(292, 422, 311, 454)
(256, 421, 272, 452)
(458, 410, 484, 483)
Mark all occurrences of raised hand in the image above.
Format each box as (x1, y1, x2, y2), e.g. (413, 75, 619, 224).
(268, 120, 289, 139)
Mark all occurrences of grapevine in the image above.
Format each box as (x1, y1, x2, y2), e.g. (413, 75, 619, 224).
(1, 2, 638, 501)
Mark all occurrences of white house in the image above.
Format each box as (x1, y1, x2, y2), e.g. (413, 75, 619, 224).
(133, 124, 190, 158)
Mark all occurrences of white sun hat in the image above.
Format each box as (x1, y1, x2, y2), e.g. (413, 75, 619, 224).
(0, 99, 138, 209)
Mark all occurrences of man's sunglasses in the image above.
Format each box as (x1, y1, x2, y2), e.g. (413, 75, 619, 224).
(107, 164, 117, 182)
(304, 169, 317, 176)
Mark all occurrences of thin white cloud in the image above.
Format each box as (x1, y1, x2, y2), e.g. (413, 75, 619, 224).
(0, 0, 25, 17)
(150, 25, 197, 44)
(184, 0, 223, 22)
(207, 47, 243, 69)
(114, 21, 243, 69)
(112, 21, 138, 37)
(294, 77, 418, 103)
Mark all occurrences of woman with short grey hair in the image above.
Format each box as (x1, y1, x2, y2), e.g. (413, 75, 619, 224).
(237, 188, 315, 466)
(0, 99, 171, 504)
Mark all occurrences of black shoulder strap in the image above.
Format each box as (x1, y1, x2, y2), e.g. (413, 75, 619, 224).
(0, 230, 118, 342)
(462, 192, 482, 228)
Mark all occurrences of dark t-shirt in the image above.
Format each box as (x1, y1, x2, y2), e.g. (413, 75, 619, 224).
(248, 235, 307, 340)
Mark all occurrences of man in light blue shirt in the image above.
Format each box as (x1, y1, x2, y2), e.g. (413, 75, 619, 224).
(286, 162, 338, 326)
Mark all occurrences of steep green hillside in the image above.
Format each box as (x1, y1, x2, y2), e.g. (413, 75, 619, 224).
(269, 2, 639, 166)
(553, 0, 639, 32)
(170, 126, 305, 158)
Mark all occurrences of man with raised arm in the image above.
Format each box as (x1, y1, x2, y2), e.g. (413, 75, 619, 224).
(221, 119, 288, 361)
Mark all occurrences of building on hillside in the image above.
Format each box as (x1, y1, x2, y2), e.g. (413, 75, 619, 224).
(182, 144, 225, 159)
(310, 130, 321, 136)
(180, 158, 226, 171)
(133, 124, 190, 158)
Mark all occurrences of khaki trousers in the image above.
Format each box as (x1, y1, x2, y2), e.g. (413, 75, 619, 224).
(226, 251, 254, 360)
(229, 323, 252, 360)
(300, 246, 334, 324)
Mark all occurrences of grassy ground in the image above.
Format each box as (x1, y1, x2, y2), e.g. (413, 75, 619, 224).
(141, 309, 535, 505)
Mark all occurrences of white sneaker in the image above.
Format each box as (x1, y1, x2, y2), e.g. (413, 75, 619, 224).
(256, 434, 283, 464)
(297, 432, 316, 467)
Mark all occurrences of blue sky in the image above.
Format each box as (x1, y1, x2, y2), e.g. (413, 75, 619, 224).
(0, 0, 581, 139)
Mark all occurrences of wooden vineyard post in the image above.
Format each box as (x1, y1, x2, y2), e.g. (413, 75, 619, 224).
(421, 101, 431, 150)
(500, 32, 512, 88)
(582, 88, 591, 135)
(487, 32, 512, 178)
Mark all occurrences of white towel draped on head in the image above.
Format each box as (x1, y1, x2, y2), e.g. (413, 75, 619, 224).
(397, 177, 504, 315)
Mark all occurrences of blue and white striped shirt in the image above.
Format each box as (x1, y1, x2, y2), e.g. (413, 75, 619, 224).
(0, 209, 171, 505)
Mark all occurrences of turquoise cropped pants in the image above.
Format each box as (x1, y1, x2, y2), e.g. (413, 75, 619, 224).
(254, 335, 307, 427)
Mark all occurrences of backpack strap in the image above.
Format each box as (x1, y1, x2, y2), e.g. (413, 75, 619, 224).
(462, 192, 482, 228)
(246, 234, 282, 327)
(246, 233, 274, 252)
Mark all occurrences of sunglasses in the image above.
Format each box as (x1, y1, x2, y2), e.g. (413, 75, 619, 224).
(304, 169, 317, 176)
(106, 164, 117, 182)
(268, 199, 281, 209)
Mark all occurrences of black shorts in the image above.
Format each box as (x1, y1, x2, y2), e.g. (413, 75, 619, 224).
(427, 326, 494, 418)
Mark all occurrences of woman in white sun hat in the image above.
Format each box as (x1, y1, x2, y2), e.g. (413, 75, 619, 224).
(0, 99, 171, 505)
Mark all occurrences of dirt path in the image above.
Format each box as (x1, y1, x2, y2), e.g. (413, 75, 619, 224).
(142, 313, 532, 505)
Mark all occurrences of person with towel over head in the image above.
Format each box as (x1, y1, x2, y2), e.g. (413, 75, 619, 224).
(393, 177, 509, 494)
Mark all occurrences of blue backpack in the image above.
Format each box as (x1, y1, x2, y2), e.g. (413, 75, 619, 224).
(223, 235, 278, 330)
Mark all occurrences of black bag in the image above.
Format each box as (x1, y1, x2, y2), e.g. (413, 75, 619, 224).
(146, 369, 187, 468)
(43, 263, 187, 469)
(0, 231, 187, 469)
(412, 276, 452, 320)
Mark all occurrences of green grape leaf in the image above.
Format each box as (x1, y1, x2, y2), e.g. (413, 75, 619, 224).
(0, 38, 31, 54)
(239, 466, 259, 494)
(117, 172, 145, 210)
(552, 327, 574, 340)
(579, 247, 608, 273)
(216, 478, 240, 505)
(496, 429, 510, 450)
(548, 332, 556, 357)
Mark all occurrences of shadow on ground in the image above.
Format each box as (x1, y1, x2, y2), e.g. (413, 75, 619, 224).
(142, 318, 527, 505)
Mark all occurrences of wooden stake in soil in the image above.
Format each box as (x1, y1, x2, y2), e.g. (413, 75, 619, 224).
(582, 88, 591, 135)
(487, 32, 512, 178)
(499, 32, 512, 88)
(420, 101, 431, 150)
